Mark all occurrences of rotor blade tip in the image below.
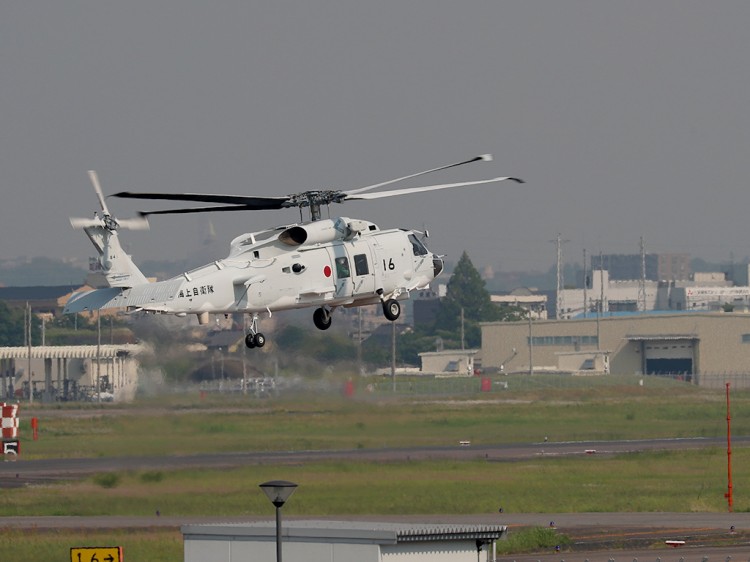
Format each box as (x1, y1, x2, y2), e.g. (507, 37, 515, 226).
(480, 154, 493, 161)
(510, 177, 525, 184)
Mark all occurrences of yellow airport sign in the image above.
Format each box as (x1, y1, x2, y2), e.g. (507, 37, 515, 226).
(70, 546, 122, 562)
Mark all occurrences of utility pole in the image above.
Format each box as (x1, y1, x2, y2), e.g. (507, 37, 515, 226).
(26, 302, 32, 405)
(460, 308, 465, 350)
(390, 321, 396, 391)
(527, 312, 533, 376)
(582, 248, 588, 319)
(242, 315, 248, 395)
(552, 234, 569, 319)
(638, 236, 647, 312)
(726, 382, 733, 512)
(597, 251, 605, 351)
(357, 308, 363, 374)
(97, 310, 101, 404)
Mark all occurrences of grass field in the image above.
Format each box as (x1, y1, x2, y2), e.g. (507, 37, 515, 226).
(0, 528, 183, 562)
(14, 375, 750, 459)
(3, 450, 748, 517)
(2, 375, 748, 561)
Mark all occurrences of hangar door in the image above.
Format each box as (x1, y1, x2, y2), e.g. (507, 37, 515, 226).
(643, 339, 695, 376)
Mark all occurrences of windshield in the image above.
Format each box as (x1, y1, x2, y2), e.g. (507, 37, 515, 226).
(408, 234, 429, 256)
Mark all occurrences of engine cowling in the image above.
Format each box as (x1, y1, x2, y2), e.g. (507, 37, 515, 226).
(279, 218, 352, 246)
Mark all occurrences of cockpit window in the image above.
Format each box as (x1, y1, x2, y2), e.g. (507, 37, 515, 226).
(335, 256, 351, 279)
(409, 234, 428, 256)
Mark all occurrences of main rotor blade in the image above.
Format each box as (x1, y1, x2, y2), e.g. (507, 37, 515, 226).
(88, 170, 110, 216)
(343, 154, 494, 196)
(113, 191, 289, 209)
(137, 204, 270, 217)
(343, 176, 524, 201)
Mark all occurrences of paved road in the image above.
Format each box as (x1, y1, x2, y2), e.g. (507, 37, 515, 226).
(3, 436, 747, 486)
(0, 511, 744, 529)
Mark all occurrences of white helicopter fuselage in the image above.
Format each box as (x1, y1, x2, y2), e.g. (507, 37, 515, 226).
(65, 217, 443, 322)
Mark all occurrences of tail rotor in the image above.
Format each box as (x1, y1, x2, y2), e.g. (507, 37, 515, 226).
(69, 170, 149, 288)
(70, 171, 149, 232)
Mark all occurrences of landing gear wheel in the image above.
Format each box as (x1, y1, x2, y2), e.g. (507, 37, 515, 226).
(383, 299, 401, 321)
(245, 333, 257, 348)
(253, 333, 266, 348)
(313, 307, 332, 330)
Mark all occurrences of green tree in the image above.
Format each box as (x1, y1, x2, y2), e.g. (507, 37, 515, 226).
(434, 251, 524, 347)
(0, 301, 40, 346)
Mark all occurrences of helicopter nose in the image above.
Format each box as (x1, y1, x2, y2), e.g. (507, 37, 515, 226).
(432, 256, 444, 277)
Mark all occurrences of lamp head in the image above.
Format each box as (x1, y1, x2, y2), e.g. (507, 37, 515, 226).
(260, 480, 298, 508)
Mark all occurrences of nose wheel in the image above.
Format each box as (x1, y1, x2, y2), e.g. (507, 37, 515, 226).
(245, 313, 266, 349)
(245, 332, 266, 348)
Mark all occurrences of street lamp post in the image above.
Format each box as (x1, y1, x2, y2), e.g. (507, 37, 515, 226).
(259, 480, 298, 562)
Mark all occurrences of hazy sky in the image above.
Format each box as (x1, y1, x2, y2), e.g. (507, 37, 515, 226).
(2, 1, 750, 273)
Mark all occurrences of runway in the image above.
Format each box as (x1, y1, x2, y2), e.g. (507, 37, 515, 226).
(3, 435, 747, 486)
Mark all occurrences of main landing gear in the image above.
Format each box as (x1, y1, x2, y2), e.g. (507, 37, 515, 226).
(382, 299, 401, 321)
(311, 299, 401, 332)
(245, 313, 266, 349)
(313, 307, 332, 330)
(245, 298, 402, 347)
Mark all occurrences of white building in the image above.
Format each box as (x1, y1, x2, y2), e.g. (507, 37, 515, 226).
(182, 520, 507, 562)
(556, 267, 750, 319)
(418, 349, 478, 376)
(0, 344, 145, 402)
(491, 288, 548, 319)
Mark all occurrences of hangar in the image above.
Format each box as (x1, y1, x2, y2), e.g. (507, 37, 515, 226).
(481, 313, 750, 388)
(0, 344, 144, 402)
(182, 520, 507, 562)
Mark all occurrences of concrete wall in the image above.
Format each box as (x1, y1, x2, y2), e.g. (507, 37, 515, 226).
(419, 351, 476, 375)
(184, 538, 382, 562)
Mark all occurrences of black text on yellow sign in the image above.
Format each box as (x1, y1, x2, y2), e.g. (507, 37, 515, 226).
(70, 546, 123, 562)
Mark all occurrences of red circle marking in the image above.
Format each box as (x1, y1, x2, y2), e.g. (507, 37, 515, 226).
(324, 265, 332, 277)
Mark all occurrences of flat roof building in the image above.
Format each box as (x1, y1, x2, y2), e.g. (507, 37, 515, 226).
(182, 520, 507, 562)
(481, 313, 750, 388)
(419, 349, 478, 376)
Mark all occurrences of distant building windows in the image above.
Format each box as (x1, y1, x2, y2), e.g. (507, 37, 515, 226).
(528, 335, 598, 346)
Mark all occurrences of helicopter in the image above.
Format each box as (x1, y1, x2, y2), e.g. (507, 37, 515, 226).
(64, 155, 522, 349)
